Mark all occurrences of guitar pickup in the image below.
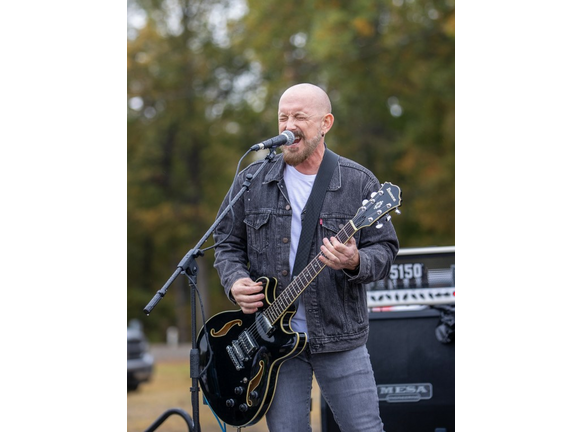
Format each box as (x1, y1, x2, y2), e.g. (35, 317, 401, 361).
(257, 313, 274, 336)
(239, 330, 258, 357)
(232, 340, 249, 363)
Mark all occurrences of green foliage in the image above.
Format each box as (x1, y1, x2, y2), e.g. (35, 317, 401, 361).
(128, 0, 455, 341)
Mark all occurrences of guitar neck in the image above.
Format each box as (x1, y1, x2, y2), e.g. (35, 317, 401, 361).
(263, 220, 357, 325)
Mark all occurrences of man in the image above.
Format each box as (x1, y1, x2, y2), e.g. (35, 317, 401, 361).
(213, 83, 399, 431)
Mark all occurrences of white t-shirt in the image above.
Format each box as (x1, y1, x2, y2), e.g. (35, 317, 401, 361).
(283, 165, 316, 337)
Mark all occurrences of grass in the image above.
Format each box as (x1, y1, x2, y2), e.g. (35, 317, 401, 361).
(127, 359, 321, 432)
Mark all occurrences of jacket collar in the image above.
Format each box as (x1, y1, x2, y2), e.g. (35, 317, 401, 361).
(262, 148, 341, 191)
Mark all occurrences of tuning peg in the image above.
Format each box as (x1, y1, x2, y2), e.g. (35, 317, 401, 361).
(386, 215, 392, 222)
(362, 199, 369, 206)
(370, 192, 377, 198)
(376, 223, 383, 229)
(395, 209, 401, 215)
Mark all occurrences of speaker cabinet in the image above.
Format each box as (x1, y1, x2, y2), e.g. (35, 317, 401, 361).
(321, 308, 455, 432)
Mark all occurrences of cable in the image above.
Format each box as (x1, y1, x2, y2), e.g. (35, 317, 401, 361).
(186, 272, 214, 378)
(203, 395, 227, 432)
(198, 147, 254, 254)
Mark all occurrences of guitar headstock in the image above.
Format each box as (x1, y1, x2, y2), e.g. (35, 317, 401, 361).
(352, 182, 402, 231)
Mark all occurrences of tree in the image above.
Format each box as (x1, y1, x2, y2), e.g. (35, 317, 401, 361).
(128, 0, 264, 340)
(236, 0, 455, 245)
(127, 0, 455, 340)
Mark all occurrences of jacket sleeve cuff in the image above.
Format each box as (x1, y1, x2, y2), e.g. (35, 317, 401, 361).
(343, 250, 368, 282)
(224, 270, 251, 305)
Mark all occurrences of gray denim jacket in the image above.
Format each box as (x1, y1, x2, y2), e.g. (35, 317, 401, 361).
(213, 152, 399, 354)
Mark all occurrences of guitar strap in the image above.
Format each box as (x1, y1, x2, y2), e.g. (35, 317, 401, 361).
(292, 148, 339, 277)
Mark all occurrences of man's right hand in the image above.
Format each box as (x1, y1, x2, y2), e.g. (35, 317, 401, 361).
(230, 277, 265, 314)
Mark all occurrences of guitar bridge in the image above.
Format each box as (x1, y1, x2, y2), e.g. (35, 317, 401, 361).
(227, 330, 259, 370)
(226, 345, 244, 371)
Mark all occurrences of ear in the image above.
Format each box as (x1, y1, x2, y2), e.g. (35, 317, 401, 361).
(321, 113, 334, 135)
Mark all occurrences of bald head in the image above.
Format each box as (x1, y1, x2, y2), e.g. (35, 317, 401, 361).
(279, 83, 332, 116)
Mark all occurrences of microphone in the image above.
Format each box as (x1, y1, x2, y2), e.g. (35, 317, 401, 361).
(250, 130, 295, 151)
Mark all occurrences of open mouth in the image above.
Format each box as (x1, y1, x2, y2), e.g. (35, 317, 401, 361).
(291, 133, 302, 145)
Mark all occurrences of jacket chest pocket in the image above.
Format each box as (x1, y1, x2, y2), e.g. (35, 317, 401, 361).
(320, 217, 361, 245)
(244, 212, 271, 253)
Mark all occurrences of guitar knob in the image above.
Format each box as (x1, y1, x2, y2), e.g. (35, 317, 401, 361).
(234, 386, 244, 395)
(239, 404, 249, 412)
(226, 399, 235, 408)
(250, 391, 259, 400)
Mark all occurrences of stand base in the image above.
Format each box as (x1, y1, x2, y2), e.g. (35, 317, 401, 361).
(144, 408, 193, 432)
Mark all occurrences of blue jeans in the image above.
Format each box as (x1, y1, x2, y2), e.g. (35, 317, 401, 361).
(265, 344, 385, 432)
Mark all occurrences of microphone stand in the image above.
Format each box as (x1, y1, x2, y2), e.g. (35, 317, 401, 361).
(142, 148, 278, 432)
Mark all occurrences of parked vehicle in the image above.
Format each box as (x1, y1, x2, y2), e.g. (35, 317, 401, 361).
(127, 319, 154, 391)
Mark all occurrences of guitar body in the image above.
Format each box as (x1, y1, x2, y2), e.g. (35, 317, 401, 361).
(197, 276, 307, 427)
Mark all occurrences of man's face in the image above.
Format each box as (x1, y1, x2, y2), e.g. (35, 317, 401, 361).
(277, 94, 325, 167)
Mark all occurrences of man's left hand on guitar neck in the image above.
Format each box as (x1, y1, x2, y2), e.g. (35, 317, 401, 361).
(319, 236, 360, 272)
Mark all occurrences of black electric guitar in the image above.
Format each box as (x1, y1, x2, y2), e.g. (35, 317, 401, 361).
(197, 182, 402, 427)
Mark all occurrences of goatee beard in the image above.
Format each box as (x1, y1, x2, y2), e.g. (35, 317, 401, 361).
(282, 132, 321, 166)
